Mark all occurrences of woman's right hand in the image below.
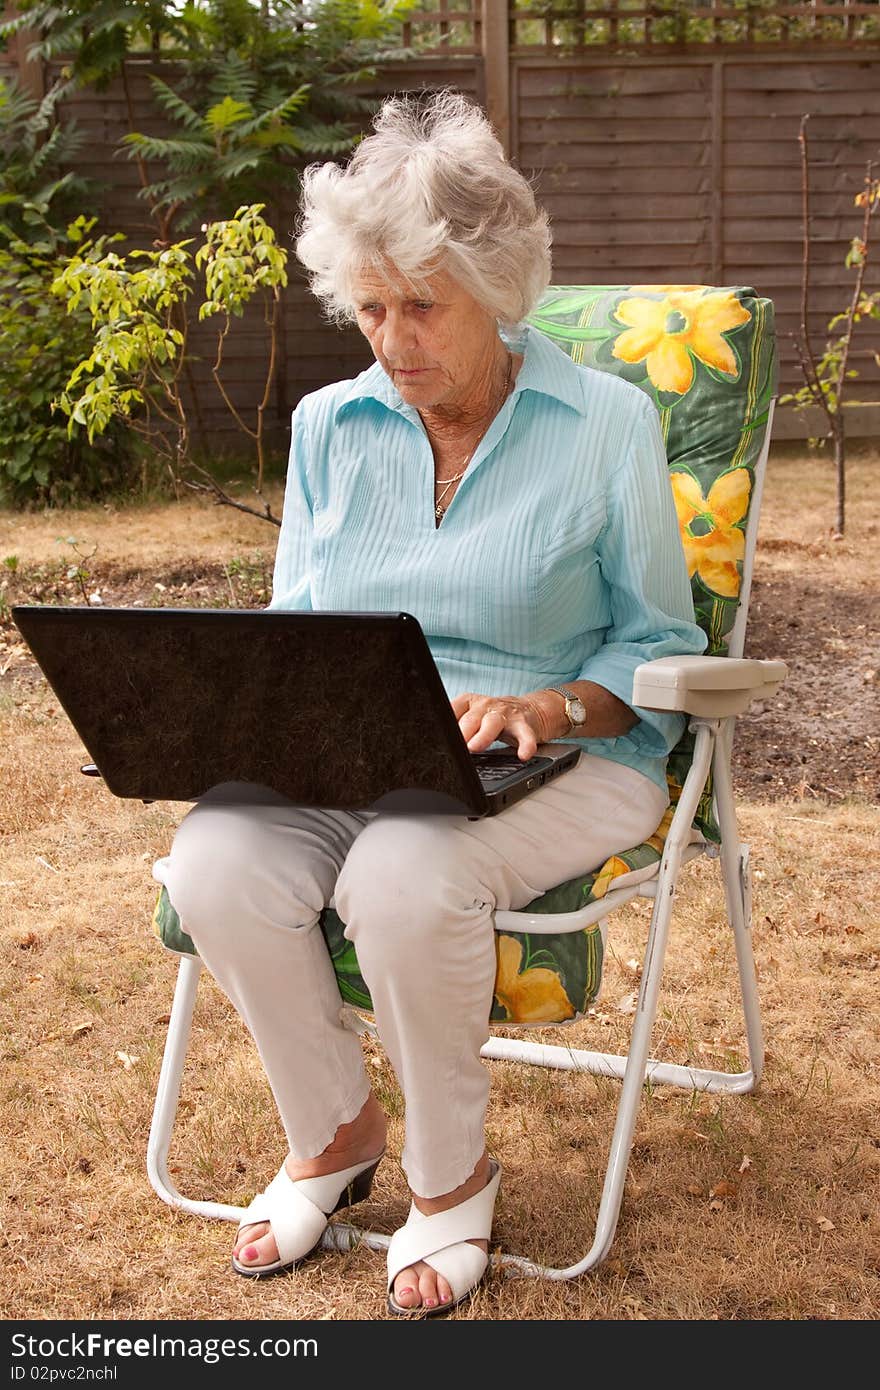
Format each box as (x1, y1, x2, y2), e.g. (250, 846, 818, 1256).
(451, 690, 562, 761)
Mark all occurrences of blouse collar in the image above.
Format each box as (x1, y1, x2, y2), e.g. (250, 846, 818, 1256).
(334, 323, 590, 423)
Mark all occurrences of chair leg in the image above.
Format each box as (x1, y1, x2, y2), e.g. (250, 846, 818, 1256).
(146, 955, 391, 1249)
(480, 719, 764, 1279)
(712, 721, 764, 1084)
(483, 834, 685, 1278)
(147, 953, 246, 1222)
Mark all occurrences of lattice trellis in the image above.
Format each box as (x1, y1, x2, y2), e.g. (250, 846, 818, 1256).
(401, 1, 880, 52)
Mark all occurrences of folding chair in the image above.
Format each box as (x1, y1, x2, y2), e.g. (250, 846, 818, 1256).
(145, 282, 786, 1279)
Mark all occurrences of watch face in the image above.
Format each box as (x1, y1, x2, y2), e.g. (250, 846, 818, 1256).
(569, 697, 587, 724)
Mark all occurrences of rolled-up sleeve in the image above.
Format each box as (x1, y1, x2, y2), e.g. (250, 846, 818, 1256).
(577, 396, 707, 757)
(269, 404, 315, 611)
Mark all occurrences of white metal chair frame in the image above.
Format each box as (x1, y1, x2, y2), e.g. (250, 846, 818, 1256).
(146, 405, 786, 1281)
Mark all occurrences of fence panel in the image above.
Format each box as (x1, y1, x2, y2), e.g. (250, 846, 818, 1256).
(3, 2, 879, 442)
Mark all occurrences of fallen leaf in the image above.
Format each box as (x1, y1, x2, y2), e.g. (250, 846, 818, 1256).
(17, 933, 39, 950)
(709, 1180, 739, 1200)
(815, 1216, 836, 1232)
(115, 1050, 140, 1070)
(686, 1182, 705, 1197)
(616, 990, 638, 1014)
(70, 1023, 93, 1040)
(708, 1198, 724, 1211)
(26, 973, 44, 984)
(738, 1155, 752, 1174)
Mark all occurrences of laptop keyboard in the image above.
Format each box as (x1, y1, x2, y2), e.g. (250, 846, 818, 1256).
(472, 754, 545, 787)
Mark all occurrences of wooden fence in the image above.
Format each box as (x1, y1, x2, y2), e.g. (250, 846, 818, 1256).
(3, 1, 879, 444)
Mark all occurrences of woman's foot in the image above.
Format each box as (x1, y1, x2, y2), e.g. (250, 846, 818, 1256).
(390, 1151, 491, 1312)
(232, 1094, 387, 1271)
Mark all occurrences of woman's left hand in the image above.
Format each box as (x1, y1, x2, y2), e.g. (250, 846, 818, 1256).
(451, 691, 560, 761)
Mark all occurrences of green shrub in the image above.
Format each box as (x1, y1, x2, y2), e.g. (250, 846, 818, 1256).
(0, 218, 140, 506)
(0, 76, 141, 505)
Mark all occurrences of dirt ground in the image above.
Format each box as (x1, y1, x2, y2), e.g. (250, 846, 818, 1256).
(737, 563, 878, 802)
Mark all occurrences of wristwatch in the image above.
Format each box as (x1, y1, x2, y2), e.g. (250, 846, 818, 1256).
(547, 685, 588, 736)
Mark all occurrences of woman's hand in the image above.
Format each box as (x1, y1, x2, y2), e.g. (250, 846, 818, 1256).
(451, 690, 564, 761)
(453, 682, 637, 759)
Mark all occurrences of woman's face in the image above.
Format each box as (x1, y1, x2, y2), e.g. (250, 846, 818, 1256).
(352, 267, 502, 416)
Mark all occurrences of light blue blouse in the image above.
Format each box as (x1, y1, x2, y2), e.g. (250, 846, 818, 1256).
(270, 326, 706, 792)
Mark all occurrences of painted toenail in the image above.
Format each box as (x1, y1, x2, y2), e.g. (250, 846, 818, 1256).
(242, 1245, 258, 1261)
(425, 1298, 437, 1307)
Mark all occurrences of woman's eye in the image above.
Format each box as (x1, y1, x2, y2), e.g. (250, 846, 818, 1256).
(413, 301, 433, 312)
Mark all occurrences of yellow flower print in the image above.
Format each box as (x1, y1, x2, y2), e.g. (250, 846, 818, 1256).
(494, 935, 574, 1024)
(590, 854, 632, 901)
(612, 289, 751, 395)
(670, 467, 751, 599)
(645, 805, 675, 856)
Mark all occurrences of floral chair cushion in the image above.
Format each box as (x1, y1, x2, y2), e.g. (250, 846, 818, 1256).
(152, 285, 777, 1028)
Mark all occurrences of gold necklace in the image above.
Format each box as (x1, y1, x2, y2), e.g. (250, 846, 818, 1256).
(433, 354, 513, 524)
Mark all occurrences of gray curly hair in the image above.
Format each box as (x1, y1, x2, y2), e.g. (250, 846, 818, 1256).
(295, 89, 552, 328)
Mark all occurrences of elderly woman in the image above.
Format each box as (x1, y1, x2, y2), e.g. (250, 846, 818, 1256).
(156, 90, 705, 1316)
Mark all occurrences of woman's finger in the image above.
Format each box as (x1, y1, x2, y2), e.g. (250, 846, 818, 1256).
(464, 707, 509, 750)
(450, 692, 477, 718)
(490, 709, 539, 760)
(454, 694, 543, 759)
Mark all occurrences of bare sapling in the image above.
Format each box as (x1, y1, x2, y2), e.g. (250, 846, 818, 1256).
(785, 114, 880, 536)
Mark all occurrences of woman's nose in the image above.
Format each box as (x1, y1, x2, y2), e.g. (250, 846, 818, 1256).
(381, 308, 416, 359)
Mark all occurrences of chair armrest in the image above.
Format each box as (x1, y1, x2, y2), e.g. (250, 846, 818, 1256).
(631, 655, 788, 717)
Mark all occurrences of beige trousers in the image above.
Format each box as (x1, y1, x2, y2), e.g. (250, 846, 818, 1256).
(153, 753, 667, 1198)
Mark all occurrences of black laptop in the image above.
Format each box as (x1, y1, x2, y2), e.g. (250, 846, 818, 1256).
(11, 606, 580, 817)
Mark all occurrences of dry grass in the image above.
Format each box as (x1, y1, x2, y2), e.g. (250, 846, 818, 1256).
(1, 448, 878, 1322)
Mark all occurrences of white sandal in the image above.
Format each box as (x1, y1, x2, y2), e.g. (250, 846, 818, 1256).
(231, 1152, 384, 1279)
(386, 1160, 502, 1317)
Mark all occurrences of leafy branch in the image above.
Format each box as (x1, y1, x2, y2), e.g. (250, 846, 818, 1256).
(52, 219, 195, 487)
(51, 204, 289, 514)
(195, 204, 288, 491)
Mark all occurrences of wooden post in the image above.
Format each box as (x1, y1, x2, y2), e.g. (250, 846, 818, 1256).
(481, 0, 510, 155)
(710, 58, 725, 285)
(3, 9, 46, 100)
